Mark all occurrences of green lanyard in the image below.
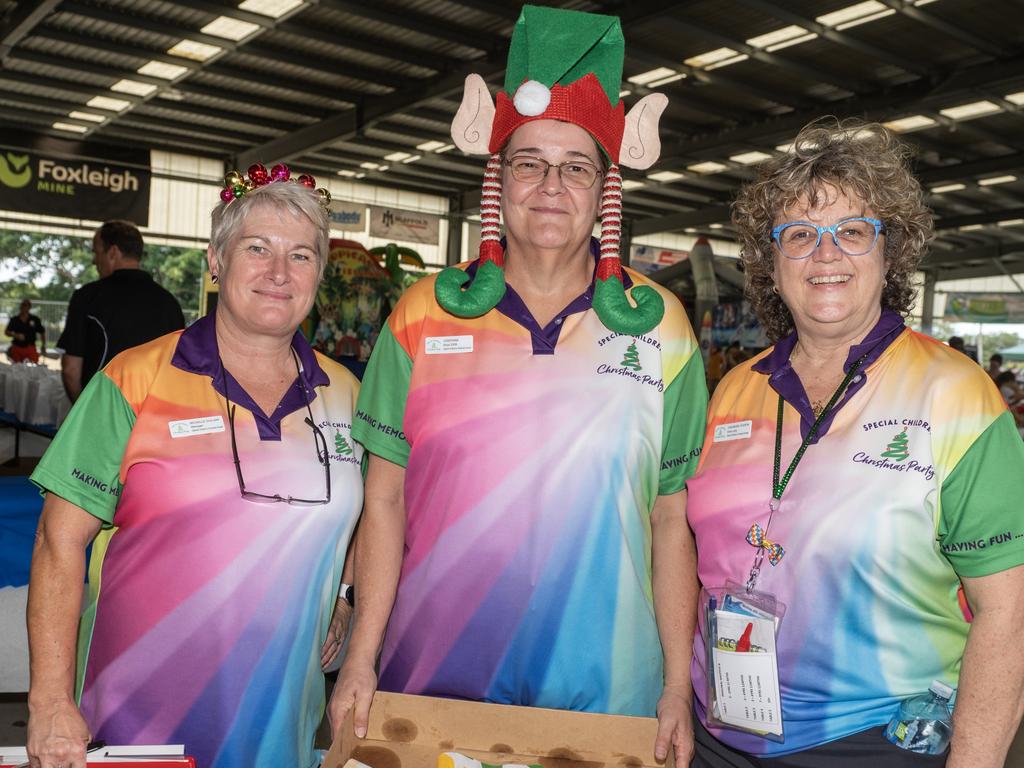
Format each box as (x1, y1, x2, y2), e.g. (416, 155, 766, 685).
(745, 350, 871, 592)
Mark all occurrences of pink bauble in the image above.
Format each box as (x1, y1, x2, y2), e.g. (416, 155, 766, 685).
(270, 163, 290, 182)
(220, 187, 235, 203)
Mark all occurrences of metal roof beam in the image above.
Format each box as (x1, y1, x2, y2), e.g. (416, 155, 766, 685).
(918, 153, 1024, 185)
(632, 205, 732, 236)
(0, 0, 61, 61)
(877, 0, 1008, 58)
(935, 207, 1024, 230)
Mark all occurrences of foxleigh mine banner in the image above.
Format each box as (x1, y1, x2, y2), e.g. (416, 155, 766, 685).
(0, 129, 151, 225)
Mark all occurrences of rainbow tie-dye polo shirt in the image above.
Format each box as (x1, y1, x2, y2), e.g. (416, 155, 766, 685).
(352, 251, 707, 716)
(30, 314, 363, 768)
(687, 309, 1024, 756)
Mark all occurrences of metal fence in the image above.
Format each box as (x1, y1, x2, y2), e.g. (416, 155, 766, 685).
(0, 298, 68, 349)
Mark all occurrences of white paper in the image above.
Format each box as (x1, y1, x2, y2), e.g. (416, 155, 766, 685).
(711, 611, 783, 735)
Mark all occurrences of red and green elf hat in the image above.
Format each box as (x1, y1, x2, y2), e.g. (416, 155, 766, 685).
(435, 5, 667, 336)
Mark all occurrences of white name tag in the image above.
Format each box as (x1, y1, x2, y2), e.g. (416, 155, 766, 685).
(425, 335, 474, 355)
(714, 420, 753, 442)
(168, 416, 225, 438)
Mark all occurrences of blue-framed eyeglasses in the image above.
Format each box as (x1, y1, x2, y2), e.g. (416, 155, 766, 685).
(771, 217, 886, 260)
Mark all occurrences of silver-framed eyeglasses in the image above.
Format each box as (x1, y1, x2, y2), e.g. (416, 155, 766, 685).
(504, 155, 603, 189)
(771, 217, 886, 260)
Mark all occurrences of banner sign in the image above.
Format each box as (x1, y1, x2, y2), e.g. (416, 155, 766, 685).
(629, 245, 689, 275)
(942, 292, 1024, 323)
(368, 205, 440, 244)
(329, 201, 366, 232)
(0, 129, 151, 225)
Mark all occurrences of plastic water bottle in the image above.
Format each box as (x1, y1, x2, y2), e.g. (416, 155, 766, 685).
(884, 680, 954, 754)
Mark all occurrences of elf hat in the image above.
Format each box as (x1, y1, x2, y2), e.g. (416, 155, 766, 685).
(435, 5, 669, 336)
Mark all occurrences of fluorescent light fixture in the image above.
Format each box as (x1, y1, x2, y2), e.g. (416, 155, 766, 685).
(883, 115, 936, 132)
(1006, 91, 1024, 105)
(914, 0, 939, 5)
(765, 33, 818, 52)
(168, 39, 223, 62)
(688, 161, 728, 174)
(337, 169, 358, 177)
(377, 165, 389, 172)
(930, 183, 965, 194)
(384, 151, 412, 162)
(201, 16, 261, 41)
(158, 88, 185, 102)
(647, 170, 686, 182)
(111, 79, 157, 97)
(52, 121, 88, 133)
(627, 67, 676, 86)
(621, 180, 646, 190)
(818, 1, 888, 27)
(401, 154, 421, 164)
(709, 223, 724, 229)
(730, 150, 773, 165)
(747, 25, 807, 49)
(685, 47, 738, 68)
(648, 72, 685, 88)
(138, 60, 189, 80)
(684, 227, 697, 233)
(359, 161, 382, 170)
(239, 0, 303, 17)
(708, 54, 749, 70)
(939, 100, 1000, 120)
(619, 89, 632, 98)
(775, 142, 795, 153)
(434, 144, 455, 153)
(998, 218, 1024, 227)
(87, 95, 131, 111)
(835, 8, 894, 29)
(959, 224, 984, 231)
(978, 175, 1016, 186)
(354, 172, 366, 179)
(68, 110, 105, 123)
(416, 140, 446, 151)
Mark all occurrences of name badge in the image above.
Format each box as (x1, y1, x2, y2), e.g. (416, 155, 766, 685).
(714, 420, 753, 442)
(425, 335, 474, 355)
(168, 416, 225, 438)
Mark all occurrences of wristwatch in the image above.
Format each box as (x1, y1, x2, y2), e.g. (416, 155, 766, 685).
(339, 582, 355, 608)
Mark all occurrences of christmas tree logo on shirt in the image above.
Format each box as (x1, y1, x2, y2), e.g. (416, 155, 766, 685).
(335, 433, 354, 456)
(880, 429, 910, 461)
(621, 340, 642, 372)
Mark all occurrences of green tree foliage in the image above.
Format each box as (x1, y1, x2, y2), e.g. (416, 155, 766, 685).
(0, 229, 203, 315)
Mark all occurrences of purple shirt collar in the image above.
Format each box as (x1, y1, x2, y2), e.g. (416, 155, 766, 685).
(751, 308, 906, 442)
(171, 311, 329, 440)
(464, 238, 633, 355)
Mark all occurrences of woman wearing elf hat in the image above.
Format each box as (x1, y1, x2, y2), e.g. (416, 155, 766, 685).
(332, 6, 707, 763)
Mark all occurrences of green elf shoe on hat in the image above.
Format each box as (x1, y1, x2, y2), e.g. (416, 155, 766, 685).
(435, 4, 670, 336)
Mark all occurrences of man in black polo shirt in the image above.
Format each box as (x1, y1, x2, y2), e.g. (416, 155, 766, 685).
(59, 220, 185, 401)
(5, 298, 46, 363)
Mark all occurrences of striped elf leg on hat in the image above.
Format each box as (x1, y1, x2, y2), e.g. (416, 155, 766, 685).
(435, 5, 670, 336)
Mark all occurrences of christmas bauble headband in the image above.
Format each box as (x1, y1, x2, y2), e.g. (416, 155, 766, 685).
(220, 163, 332, 210)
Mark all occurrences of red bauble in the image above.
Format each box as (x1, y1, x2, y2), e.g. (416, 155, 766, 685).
(248, 163, 269, 186)
(270, 163, 290, 182)
(297, 174, 316, 188)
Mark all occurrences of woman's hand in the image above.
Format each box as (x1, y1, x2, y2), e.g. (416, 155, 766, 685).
(328, 658, 377, 741)
(655, 683, 694, 764)
(320, 597, 354, 671)
(26, 696, 91, 768)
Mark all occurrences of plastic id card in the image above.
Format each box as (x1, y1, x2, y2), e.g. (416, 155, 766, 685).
(701, 583, 786, 741)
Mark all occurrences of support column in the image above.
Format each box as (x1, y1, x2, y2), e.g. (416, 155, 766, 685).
(446, 195, 463, 266)
(920, 270, 936, 336)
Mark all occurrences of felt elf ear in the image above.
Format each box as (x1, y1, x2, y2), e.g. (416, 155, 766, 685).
(618, 93, 668, 170)
(451, 74, 495, 155)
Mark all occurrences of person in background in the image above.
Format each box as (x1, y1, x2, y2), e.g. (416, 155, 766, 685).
(986, 352, 1003, 380)
(724, 340, 746, 371)
(5, 298, 45, 363)
(706, 344, 726, 393)
(59, 220, 184, 401)
(331, 7, 707, 765)
(26, 172, 363, 768)
(687, 118, 1024, 767)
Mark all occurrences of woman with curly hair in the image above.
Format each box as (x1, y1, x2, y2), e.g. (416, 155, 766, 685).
(685, 118, 1024, 767)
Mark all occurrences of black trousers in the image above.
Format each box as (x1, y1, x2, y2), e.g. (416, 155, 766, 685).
(691, 715, 948, 768)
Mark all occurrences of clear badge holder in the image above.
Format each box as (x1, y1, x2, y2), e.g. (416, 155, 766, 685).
(701, 580, 787, 742)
